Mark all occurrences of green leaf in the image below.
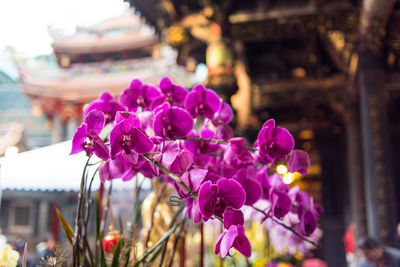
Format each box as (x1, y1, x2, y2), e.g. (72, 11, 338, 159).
(134, 222, 181, 267)
(99, 236, 107, 267)
(55, 208, 74, 246)
(94, 191, 100, 266)
(147, 245, 163, 263)
(119, 215, 124, 235)
(111, 237, 123, 267)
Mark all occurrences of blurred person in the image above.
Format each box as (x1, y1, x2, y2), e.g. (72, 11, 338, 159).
(395, 223, 400, 249)
(344, 223, 359, 267)
(358, 236, 400, 267)
(30, 233, 56, 267)
(303, 258, 328, 267)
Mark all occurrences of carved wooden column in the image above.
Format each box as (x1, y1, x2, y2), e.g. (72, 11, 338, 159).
(345, 101, 367, 238)
(358, 0, 396, 243)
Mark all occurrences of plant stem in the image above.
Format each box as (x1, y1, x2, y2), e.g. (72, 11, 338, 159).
(167, 220, 186, 267)
(142, 154, 198, 200)
(102, 181, 113, 235)
(142, 154, 225, 223)
(158, 205, 185, 267)
(250, 205, 318, 247)
(72, 155, 92, 267)
(144, 184, 167, 251)
(172, 137, 257, 152)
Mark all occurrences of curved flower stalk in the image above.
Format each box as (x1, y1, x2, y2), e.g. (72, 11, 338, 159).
(69, 77, 322, 263)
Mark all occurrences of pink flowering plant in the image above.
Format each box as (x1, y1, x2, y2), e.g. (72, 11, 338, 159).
(65, 77, 322, 266)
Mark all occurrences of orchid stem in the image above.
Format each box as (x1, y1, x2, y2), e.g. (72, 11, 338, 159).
(144, 184, 167, 250)
(171, 137, 258, 152)
(142, 154, 198, 200)
(142, 154, 224, 223)
(250, 205, 318, 247)
(73, 155, 92, 267)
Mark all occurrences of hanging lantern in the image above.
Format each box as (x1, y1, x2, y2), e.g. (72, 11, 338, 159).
(102, 230, 122, 254)
(206, 24, 233, 76)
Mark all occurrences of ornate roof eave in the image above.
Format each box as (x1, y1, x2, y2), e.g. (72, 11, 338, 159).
(52, 35, 159, 55)
(19, 57, 198, 103)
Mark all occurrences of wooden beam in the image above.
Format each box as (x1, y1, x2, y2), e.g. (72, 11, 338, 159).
(257, 74, 346, 93)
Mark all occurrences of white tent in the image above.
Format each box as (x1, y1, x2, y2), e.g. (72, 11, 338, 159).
(0, 141, 150, 191)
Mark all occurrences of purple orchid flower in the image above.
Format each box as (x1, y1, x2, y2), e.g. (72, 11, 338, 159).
(215, 124, 234, 141)
(300, 209, 317, 236)
(138, 110, 154, 131)
(198, 178, 246, 220)
(184, 128, 221, 167)
(99, 152, 139, 182)
(223, 138, 254, 173)
(71, 110, 109, 160)
(174, 168, 208, 198)
(257, 167, 271, 200)
(154, 141, 193, 175)
(119, 79, 161, 111)
(233, 168, 263, 206)
(223, 207, 244, 229)
(212, 102, 233, 125)
(270, 191, 292, 219)
(185, 84, 221, 119)
(185, 198, 203, 223)
(269, 173, 290, 193)
(287, 149, 311, 175)
(153, 105, 193, 139)
(257, 119, 294, 163)
(224, 137, 253, 164)
(110, 113, 153, 157)
(214, 207, 250, 258)
(151, 77, 189, 108)
(215, 224, 251, 258)
(84, 91, 125, 123)
(289, 187, 322, 236)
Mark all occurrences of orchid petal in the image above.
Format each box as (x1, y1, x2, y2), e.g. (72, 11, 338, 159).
(217, 179, 246, 209)
(287, 149, 311, 175)
(220, 225, 238, 258)
(71, 124, 88, 154)
(85, 110, 105, 134)
(223, 207, 244, 229)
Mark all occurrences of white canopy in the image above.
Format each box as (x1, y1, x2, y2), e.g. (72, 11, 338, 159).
(0, 141, 150, 191)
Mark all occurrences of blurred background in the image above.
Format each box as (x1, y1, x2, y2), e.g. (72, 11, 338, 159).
(0, 0, 400, 266)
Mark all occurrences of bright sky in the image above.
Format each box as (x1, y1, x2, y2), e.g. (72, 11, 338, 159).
(0, 0, 129, 57)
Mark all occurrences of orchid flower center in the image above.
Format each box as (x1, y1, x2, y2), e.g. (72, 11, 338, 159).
(82, 137, 93, 148)
(120, 134, 133, 153)
(137, 96, 145, 107)
(163, 124, 176, 138)
(198, 103, 205, 114)
(82, 136, 95, 155)
(104, 113, 111, 123)
(165, 93, 174, 103)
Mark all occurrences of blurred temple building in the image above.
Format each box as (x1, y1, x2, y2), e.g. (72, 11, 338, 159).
(0, 57, 51, 153)
(18, 12, 197, 143)
(0, 11, 196, 253)
(124, 0, 400, 265)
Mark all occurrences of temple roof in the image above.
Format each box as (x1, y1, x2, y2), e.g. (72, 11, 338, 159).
(50, 13, 159, 55)
(19, 56, 198, 102)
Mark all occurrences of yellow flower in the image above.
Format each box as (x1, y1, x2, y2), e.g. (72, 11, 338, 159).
(0, 245, 19, 267)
